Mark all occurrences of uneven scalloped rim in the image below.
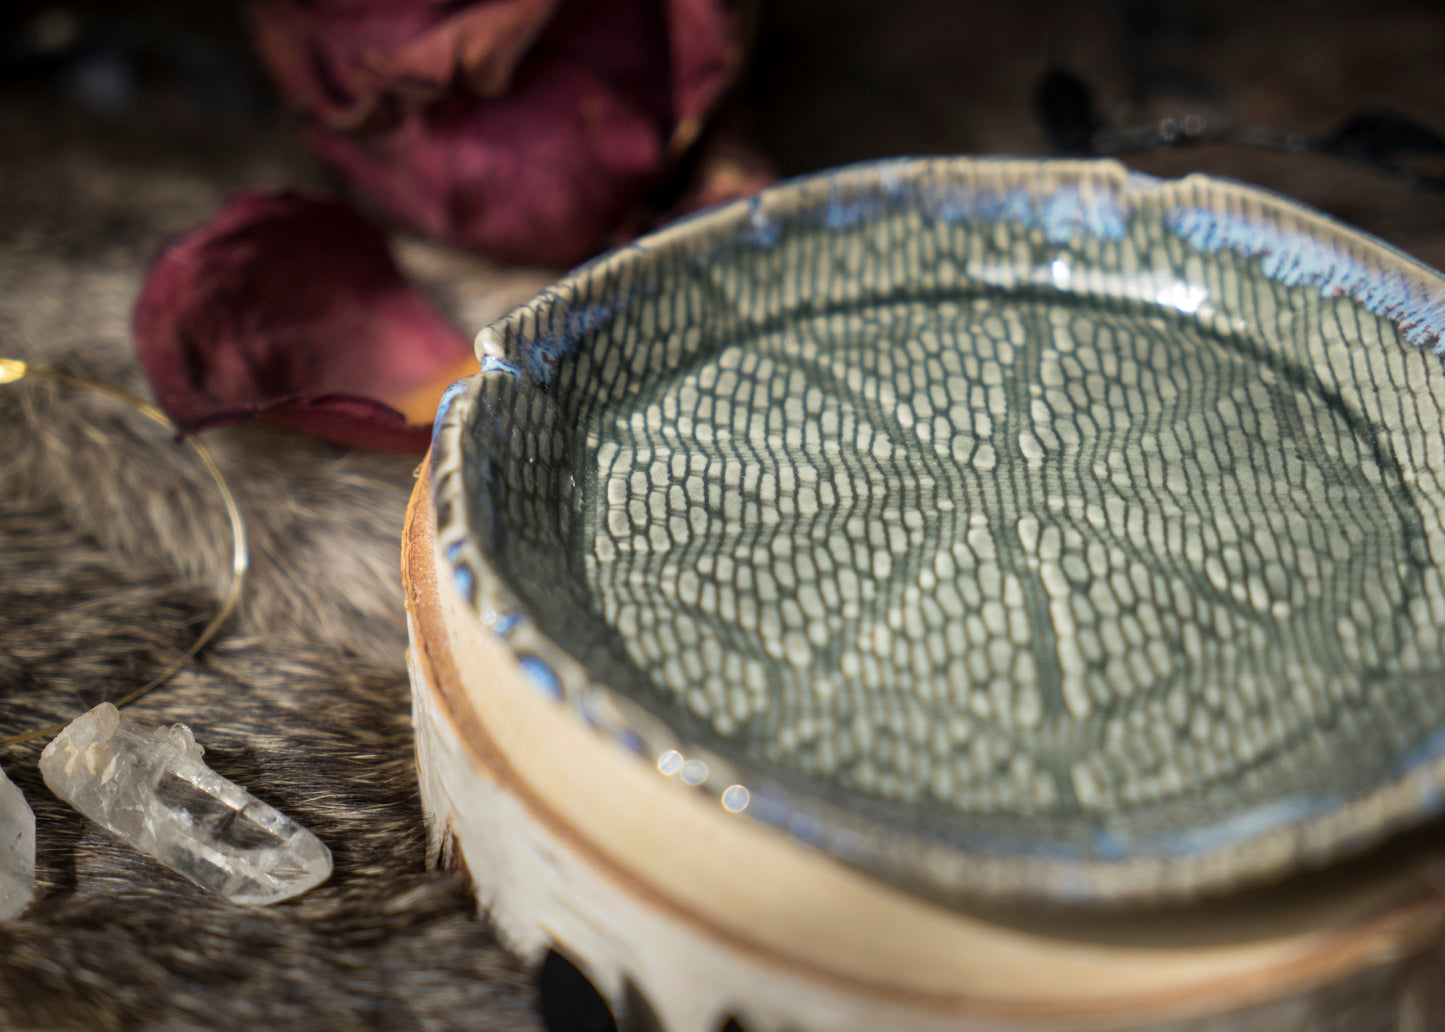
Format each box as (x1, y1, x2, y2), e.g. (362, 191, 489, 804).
(429, 156, 1445, 904)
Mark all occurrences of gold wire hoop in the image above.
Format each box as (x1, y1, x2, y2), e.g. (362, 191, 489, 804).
(0, 358, 249, 746)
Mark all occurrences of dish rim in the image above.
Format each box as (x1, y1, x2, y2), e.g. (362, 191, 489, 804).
(428, 155, 1445, 903)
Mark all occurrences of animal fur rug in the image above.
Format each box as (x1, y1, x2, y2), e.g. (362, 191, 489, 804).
(0, 94, 557, 1031)
(4, 2, 1445, 1026)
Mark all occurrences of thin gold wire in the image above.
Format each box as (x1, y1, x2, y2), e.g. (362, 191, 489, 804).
(0, 358, 249, 747)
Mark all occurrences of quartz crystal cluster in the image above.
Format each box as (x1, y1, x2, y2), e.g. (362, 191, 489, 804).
(40, 703, 331, 905)
(0, 765, 35, 919)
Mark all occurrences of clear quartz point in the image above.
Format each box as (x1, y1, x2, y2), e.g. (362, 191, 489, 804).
(40, 703, 331, 905)
(0, 763, 36, 919)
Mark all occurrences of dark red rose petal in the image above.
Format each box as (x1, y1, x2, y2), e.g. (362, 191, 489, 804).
(259, 394, 434, 452)
(394, 0, 561, 99)
(249, 0, 561, 129)
(134, 191, 474, 452)
(249, 0, 744, 263)
(308, 61, 664, 266)
(663, 0, 737, 136)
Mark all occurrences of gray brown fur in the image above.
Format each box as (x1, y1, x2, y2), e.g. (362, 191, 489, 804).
(0, 95, 542, 1031)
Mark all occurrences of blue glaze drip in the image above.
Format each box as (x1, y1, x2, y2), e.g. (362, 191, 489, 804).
(822, 167, 910, 231)
(823, 192, 874, 230)
(1093, 797, 1327, 860)
(468, 396, 513, 548)
(737, 196, 780, 248)
(999, 188, 1035, 226)
(520, 300, 617, 384)
(919, 182, 978, 225)
(614, 729, 646, 756)
(480, 354, 520, 377)
(578, 689, 604, 728)
(430, 377, 471, 449)
(745, 788, 852, 851)
(1392, 721, 1445, 818)
(452, 566, 475, 602)
(1164, 207, 1445, 351)
(1398, 724, 1445, 773)
(1090, 830, 1129, 861)
(921, 182, 1126, 244)
(489, 610, 522, 637)
(519, 654, 563, 700)
(750, 779, 1348, 865)
(1039, 186, 1127, 243)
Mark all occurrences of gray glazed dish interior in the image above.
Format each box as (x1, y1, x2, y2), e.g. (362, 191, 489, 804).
(430, 157, 1445, 903)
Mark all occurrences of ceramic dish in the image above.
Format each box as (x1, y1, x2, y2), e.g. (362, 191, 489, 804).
(406, 157, 1445, 1030)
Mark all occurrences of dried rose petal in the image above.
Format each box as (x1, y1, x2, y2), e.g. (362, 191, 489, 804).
(248, 0, 561, 130)
(662, 0, 738, 147)
(306, 64, 666, 266)
(134, 191, 475, 452)
(250, 0, 741, 265)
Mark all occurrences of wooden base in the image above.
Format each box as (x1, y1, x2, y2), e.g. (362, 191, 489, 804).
(403, 465, 1445, 1032)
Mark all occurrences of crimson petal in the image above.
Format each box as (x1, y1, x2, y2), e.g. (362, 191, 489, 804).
(664, 0, 738, 142)
(248, 0, 561, 130)
(134, 191, 474, 452)
(307, 62, 664, 266)
(249, 0, 745, 264)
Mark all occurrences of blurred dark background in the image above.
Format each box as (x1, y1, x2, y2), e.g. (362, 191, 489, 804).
(746, 0, 1445, 268)
(2, 0, 1443, 265)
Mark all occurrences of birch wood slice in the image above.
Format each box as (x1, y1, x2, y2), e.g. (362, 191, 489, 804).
(404, 157, 1445, 1030)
